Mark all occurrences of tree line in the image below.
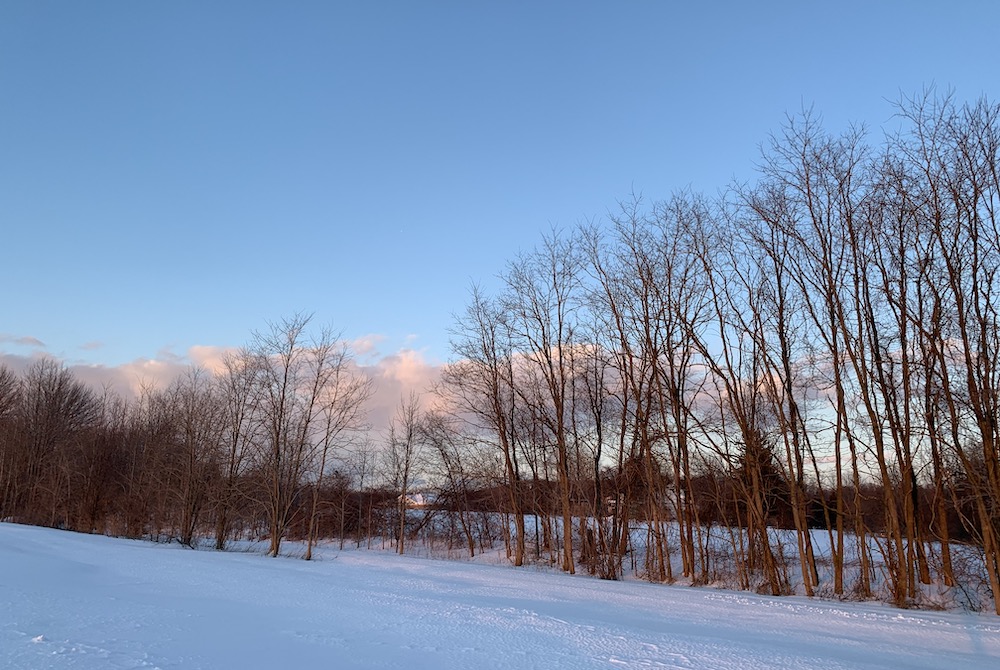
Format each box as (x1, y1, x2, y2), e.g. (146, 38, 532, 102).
(0, 315, 374, 559)
(439, 91, 1000, 612)
(2, 92, 999, 614)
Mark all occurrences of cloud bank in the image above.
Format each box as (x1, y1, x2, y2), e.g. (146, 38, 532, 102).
(0, 342, 443, 435)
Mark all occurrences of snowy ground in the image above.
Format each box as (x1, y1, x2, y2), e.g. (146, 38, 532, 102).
(2, 524, 999, 669)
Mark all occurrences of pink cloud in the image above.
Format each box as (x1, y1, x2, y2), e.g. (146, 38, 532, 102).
(358, 349, 442, 434)
(350, 334, 387, 358)
(0, 352, 45, 375)
(2, 343, 445, 435)
(188, 345, 239, 375)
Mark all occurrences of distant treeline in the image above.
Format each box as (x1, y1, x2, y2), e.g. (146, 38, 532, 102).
(2, 91, 999, 614)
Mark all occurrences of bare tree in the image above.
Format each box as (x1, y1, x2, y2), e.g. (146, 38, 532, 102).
(6, 360, 101, 526)
(384, 391, 423, 555)
(163, 367, 225, 547)
(247, 314, 369, 557)
(443, 286, 528, 565)
(212, 350, 263, 549)
(0, 365, 22, 520)
(304, 340, 373, 560)
(420, 409, 487, 558)
(501, 230, 583, 574)
(893, 92, 1000, 612)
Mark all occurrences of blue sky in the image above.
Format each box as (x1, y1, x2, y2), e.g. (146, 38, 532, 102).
(2, 1, 998, 372)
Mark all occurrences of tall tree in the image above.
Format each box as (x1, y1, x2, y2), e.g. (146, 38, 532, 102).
(247, 314, 369, 557)
(502, 231, 583, 574)
(443, 286, 528, 565)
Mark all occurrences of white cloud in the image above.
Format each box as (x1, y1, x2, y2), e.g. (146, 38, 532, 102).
(0, 334, 46, 349)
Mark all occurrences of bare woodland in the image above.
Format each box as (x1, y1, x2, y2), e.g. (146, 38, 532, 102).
(3, 93, 1000, 613)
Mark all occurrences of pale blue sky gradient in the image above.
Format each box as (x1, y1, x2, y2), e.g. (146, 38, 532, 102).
(2, 2, 998, 368)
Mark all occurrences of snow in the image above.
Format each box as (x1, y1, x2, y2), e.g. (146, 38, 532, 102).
(2, 524, 999, 669)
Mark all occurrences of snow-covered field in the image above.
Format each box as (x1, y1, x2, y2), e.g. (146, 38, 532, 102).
(2, 524, 999, 669)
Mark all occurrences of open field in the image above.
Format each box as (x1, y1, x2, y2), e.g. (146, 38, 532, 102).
(2, 523, 999, 669)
